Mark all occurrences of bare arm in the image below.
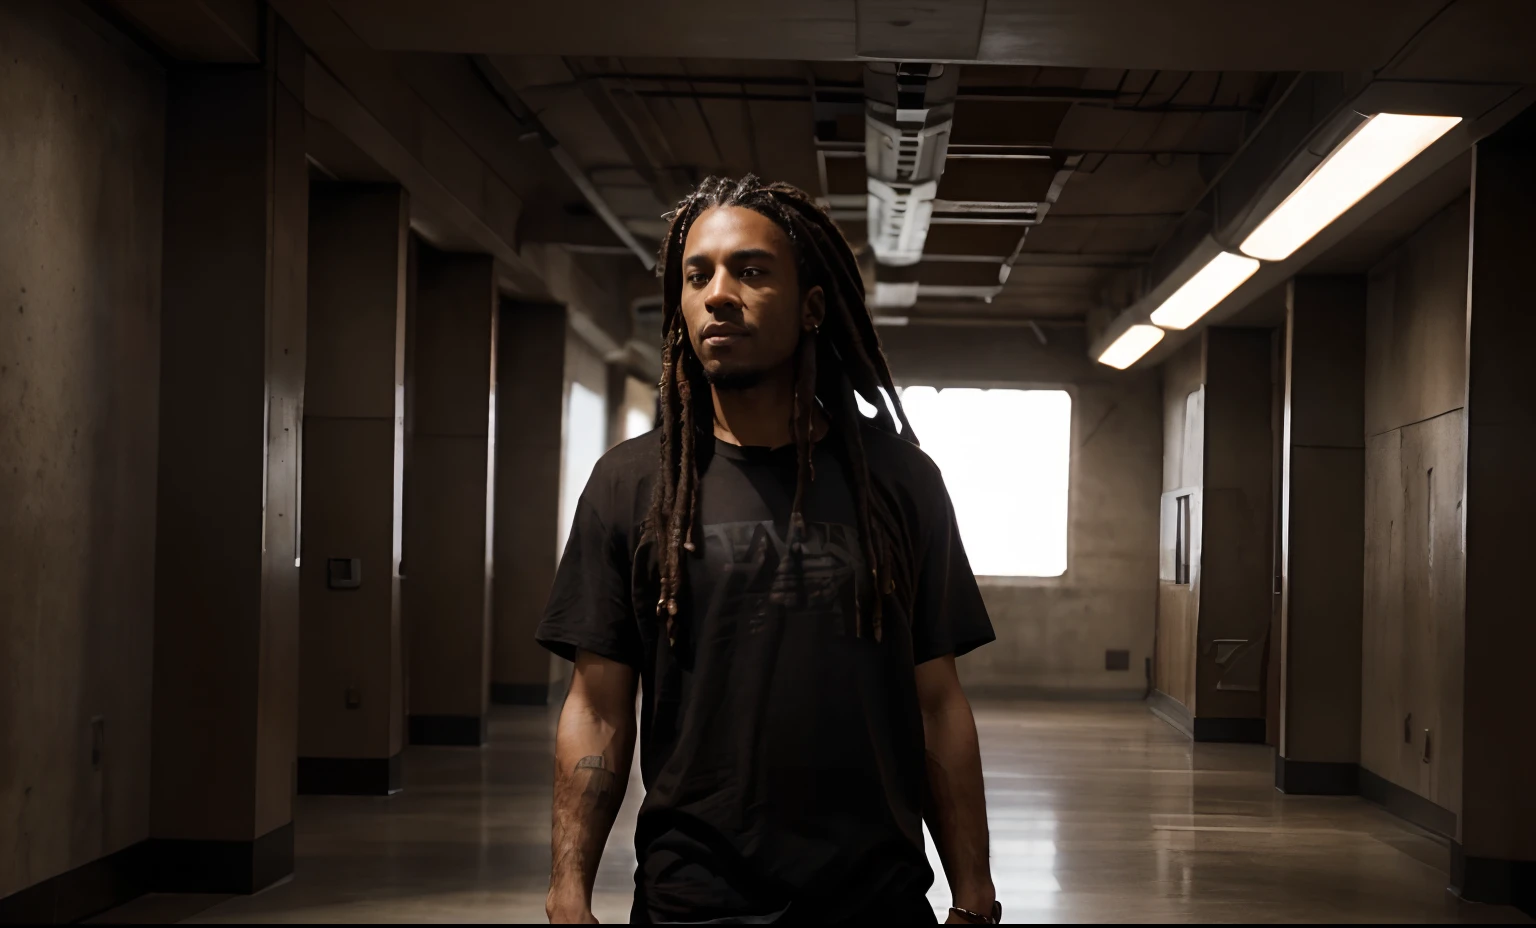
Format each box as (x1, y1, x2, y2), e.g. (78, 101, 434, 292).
(916, 655, 995, 923)
(547, 651, 638, 924)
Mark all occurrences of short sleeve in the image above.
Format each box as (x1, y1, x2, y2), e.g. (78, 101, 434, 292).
(536, 481, 642, 669)
(910, 479, 995, 665)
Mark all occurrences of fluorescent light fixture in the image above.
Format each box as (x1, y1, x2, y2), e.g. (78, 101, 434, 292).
(1148, 252, 1260, 330)
(873, 315, 910, 327)
(872, 280, 919, 308)
(1098, 324, 1165, 370)
(1240, 113, 1461, 261)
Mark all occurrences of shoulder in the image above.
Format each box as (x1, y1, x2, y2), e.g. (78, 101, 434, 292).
(582, 430, 660, 522)
(594, 429, 660, 481)
(857, 421, 946, 495)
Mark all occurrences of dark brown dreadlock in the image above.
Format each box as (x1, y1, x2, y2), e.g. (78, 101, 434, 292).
(648, 175, 918, 646)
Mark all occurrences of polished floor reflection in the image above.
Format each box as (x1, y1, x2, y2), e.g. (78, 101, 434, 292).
(95, 701, 1530, 924)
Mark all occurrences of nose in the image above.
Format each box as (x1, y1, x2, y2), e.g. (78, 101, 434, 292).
(703, 270, 741, 315)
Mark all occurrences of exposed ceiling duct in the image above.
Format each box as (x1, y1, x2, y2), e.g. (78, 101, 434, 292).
(864, 62, 958, 308)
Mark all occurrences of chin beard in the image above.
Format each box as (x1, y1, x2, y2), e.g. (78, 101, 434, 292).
(703, 365, 768, 391)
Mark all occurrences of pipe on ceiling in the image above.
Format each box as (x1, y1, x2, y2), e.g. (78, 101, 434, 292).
(472, 55, 657, 272)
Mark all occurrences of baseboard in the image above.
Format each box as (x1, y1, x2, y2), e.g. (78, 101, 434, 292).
(490, 683, 548, 706)
(1147, 690, 1193, 738)
(1452, 843, 1536, 918)
(1146, 695, 1264, 744)
(1275, 755, 1360, 795)
(0, 840, 148, 924)
(298, 753, 403, 796)
(1192, 716, 1267, 743)
(1359, 766, 1457, 840)
(145, 821, 294, 894)
(0, 822, 294, 924)
(408, 714, 486, 746)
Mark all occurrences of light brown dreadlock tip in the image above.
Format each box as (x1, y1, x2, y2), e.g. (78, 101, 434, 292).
(683, 541, 696, 553)
(666, 599, 678, 617)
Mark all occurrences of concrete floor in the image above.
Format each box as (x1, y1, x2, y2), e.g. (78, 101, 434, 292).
(95, 701, 1531, 924)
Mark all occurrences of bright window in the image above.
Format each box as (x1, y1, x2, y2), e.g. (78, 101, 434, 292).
(558, 382, 608, 558)
(624, 406, 653, 442)
(893, 387, 1071, 578)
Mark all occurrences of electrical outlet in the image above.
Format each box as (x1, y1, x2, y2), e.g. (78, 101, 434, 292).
(1105, 649, 1131, 671)
(90, 716, 105, 771)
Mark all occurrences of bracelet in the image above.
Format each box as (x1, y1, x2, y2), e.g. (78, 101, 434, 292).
(948, 900, 1002, 923)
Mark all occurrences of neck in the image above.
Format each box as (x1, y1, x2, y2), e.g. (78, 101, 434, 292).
(712, 366, 827, 448)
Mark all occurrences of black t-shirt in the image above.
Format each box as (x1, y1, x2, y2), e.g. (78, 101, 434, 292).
(537, 422, 994, 924)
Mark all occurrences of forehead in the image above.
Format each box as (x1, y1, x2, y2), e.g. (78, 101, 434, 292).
(683, 206, 792, 259)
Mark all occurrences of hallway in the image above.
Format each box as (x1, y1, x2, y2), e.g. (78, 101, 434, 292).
(96, 703, 1527, 925)
(8, 2, 1536, 921)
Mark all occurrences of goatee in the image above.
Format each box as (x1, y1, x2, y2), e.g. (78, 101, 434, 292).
(703, 366, 768, 391)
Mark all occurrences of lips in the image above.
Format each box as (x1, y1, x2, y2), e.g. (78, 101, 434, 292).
(700, 322, 748, 346)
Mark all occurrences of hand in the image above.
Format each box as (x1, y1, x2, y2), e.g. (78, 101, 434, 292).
(546, 886, 598, 924)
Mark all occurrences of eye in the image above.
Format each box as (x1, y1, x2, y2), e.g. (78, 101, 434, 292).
(686, 272, 709, 286)
(740, 266, 764, 279)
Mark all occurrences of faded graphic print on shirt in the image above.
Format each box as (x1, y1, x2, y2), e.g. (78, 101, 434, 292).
(697, 520, 867, 638)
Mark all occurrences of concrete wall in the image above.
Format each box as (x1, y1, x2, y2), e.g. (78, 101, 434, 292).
(0, 1, 165, 896)
(879, 325, 1162, 696)
(1361, 195, 1469, 822)
(1155, 339, 1204, 711)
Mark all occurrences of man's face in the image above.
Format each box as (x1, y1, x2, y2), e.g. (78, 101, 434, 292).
(679, 206, 822, 389)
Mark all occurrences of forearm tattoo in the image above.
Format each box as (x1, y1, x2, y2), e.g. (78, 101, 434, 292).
(550, 753, 624, 895)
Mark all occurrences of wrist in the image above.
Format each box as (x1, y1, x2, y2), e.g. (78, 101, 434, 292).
(952, 878, 996, 912)
(546, 880, 589, 910)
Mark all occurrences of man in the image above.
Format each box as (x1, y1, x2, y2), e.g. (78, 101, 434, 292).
(537, 176, 999, 925)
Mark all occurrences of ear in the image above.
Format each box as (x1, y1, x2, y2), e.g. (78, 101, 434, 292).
(801, 285, 826, 332)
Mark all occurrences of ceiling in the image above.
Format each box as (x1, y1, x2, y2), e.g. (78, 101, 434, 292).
(321, 0, 1536, 79)
(500, 55, 1280, 327)
(286, 0, 1536, 356)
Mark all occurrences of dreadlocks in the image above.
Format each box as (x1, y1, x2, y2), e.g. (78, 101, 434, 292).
(648, 175, 918, 647)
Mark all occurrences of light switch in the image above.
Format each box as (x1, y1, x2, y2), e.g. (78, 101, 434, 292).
(327, 557, 362, 590)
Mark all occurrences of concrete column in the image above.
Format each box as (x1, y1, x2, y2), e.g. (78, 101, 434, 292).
(297, 185, 409, 795)
(150, 26, 306, 893)
(402, 247, 498, 745)
(1275, 276, 1366, 794)
(1455, 112, 1536, 911)
(491, 302, 567, 706)
(1192, 328, 1274, 742)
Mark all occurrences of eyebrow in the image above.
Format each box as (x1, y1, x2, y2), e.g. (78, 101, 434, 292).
(683, 248, 778, 268)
